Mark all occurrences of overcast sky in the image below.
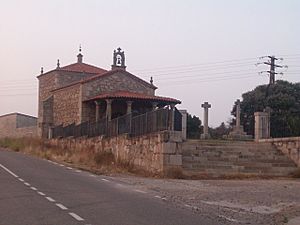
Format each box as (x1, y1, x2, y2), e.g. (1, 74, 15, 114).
(0, 0, 299, 127)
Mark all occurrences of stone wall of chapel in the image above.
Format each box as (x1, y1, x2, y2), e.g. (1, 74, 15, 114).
(82, 71, 155, 101)
(56, 71, 95, 89)
(38, 70, 95, 137)
(53, 84, 81, 126)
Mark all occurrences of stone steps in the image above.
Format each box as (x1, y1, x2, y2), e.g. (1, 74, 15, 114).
(182, 140, 297, 177)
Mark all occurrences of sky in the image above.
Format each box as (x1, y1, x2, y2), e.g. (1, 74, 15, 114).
(0, 0, 299, 127)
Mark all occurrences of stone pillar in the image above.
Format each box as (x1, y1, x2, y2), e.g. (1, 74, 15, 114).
(170, 104, 175, 131)
(126, 101, 133, 114)
(106, 99, 112, 121)
(179, 110, 187, 141)
(236, 99, 241, 127)
(254, 109, 270, 141)
(95, 101, 100, 122)
(201, 101, 211, 139)
(48, 127, 53, 139)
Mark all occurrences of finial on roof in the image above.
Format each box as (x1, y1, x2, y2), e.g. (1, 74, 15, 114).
(57, 59, 60, 69)
(150, 76, 153, 85)
(77, 44, 83, 63)
(41, 67, 44, 74)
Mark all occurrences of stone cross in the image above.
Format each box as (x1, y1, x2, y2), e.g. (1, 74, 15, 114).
(201, 101, 211, 139)
(235, 99, 241, 128)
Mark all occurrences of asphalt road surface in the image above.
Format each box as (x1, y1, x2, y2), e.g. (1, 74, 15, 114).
(0, 149, 215, 225)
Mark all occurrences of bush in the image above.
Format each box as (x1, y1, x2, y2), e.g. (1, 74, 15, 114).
(0, 138, 26, 151)
(94, 151, 115, 166)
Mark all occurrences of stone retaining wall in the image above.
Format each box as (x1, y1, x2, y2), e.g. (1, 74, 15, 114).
(48, 131, 183, 175)
(259, 137, 300, 166)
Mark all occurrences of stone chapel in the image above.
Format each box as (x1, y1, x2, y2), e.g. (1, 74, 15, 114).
(37, 48, 181, 138)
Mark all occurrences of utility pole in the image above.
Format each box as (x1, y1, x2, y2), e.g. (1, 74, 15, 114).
(256, 55, 287, 85)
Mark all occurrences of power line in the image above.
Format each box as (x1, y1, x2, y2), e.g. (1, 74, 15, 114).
(139, 62, 257, 77)
(132, 57, 257, 72)
(156, 69, 257, 81)
(159, 74, 256, 87)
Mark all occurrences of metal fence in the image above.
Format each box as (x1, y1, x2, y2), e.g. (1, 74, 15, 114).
(51, 108, 181, 139)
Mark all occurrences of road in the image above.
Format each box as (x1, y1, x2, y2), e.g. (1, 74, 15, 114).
(0, 149, 215, 225)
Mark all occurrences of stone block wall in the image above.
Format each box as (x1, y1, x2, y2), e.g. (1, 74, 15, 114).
(259, 137, 300, 166)
(53, 84, 81, 126)
(82, 71, 155, 101)
(48, 131, 183, 175)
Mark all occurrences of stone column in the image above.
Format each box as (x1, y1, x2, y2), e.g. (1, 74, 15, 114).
(126, 101, 133, 114)
(235, 99, 241, 128)
(95, 101, 100, 122)
(106, 99, 112, 121)
(179, 110, 187, 141)
(170, 104, 175, 131)
(201, 101, 211, 139)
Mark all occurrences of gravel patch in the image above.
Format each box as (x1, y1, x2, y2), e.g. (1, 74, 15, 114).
(111, 176, 300, 225)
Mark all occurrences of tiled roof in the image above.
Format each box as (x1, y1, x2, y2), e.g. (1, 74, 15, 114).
(85, 91, 181, 104)
(59, 62, 107, 74)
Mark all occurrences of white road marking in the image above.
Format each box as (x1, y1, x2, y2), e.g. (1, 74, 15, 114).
(0, 164, 19, 178)
(66, 167, 73, 170)
(59, 164, 65, 167)
(53, 162, 58, 165)
(184, 204, 192, 208)
(0, 162, 86, 223)
(154, 195, 161, 199)
(89, 174, 96, 177)
(134, 189, 147, 194)
(101, 178, 109, 182)
(46, 197, 55, 202)
(56, 203, 68, 210)
(69, 212, 84, 221)
(75, 170, 81, 173)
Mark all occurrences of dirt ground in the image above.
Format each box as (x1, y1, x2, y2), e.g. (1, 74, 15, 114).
(110, 175, 300, 225)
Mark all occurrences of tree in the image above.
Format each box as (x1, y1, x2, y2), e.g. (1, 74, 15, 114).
(209, 122, 230, 139)
(187, 114, 202, 139)
(232, 80, 300, 137)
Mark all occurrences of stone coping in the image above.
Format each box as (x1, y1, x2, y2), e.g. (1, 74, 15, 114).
(258, 137, 300, 143)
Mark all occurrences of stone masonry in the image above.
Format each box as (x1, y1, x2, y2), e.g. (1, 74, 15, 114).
(53, 84, 82, 126)
(48, 130, 183, 175)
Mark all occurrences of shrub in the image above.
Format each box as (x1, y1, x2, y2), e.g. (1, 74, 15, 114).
(94, 151, 115, 166)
